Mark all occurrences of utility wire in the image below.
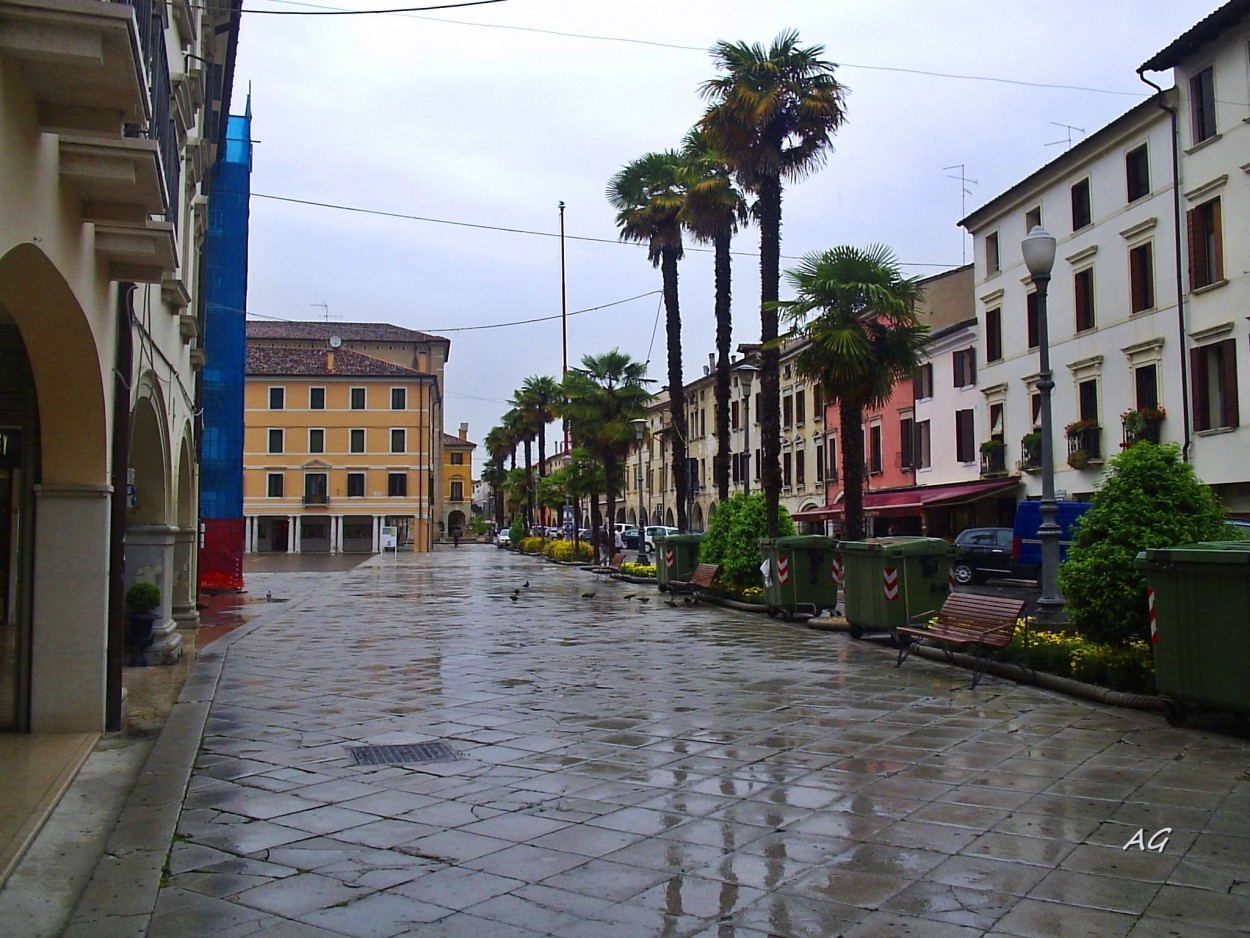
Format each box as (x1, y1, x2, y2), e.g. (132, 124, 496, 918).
(243, 0, 505, 14)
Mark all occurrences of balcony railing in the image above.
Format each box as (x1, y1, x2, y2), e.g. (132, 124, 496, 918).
(979, 442, 1007, 478)
(1020, 434, 1041, 472)
(1122, 411, 1164, 447)
(1066, 424, 1102, 469)
(120, 0, 179, 228)
(303, 492, 328, 506)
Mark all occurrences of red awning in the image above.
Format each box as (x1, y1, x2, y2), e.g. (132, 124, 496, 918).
(792, 478, 1019, 521)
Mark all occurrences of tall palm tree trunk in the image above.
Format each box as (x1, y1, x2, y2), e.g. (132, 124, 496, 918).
(603, 454, 619, 560)
(839, 399, 867, 541)
(523, 440, 534, 526)
(714, 231, 733, 502)
(758, 175, 783, 537)
(662, 247, 689, 531)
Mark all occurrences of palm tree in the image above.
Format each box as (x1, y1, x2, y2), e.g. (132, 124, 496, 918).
(500, 407, 533, 525)
(681, 127, 749, 503)
(700, 30, 848, 537)
(561, 350, 653, 559)
(518, 375, 562, 479)
(482, 425, 510, 530)
(774, 245, 927, 541)
(607, 151, 691, 530)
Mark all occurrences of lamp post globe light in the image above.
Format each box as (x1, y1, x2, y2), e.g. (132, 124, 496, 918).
(631, 418, 649, 565)
(1022, 226, 1066, 625)
(736, 364, 758, 495)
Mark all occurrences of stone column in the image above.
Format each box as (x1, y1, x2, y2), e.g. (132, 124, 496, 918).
(330, 515, 340, 553)
(124, 522, 182, 665)
(372, 515, 381, 552)
(30, 485, 111, 732)
(244, 516, 254, 553)
(288, 514, 296, 553)
(171, 526, 198, 629)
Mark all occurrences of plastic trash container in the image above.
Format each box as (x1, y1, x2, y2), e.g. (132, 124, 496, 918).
(656, 534, 703, 591)
(838, 536, 955, 638)
(1136, 540, 1250, 726)
(759, 536, 841, 619)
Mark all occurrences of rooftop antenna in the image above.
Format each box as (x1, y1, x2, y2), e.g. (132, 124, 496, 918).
(944, 164, 978, 265)
(310, 302, 329, 321)
(1046, 122, 1085, 150)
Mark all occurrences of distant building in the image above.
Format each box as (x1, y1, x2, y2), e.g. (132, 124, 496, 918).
(442, 424, 476, 540)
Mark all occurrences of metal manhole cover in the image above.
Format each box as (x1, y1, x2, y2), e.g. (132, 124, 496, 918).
(347, 742, 459, 766)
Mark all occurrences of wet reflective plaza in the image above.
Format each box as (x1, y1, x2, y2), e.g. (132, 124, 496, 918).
(89, 549, 1250, 936)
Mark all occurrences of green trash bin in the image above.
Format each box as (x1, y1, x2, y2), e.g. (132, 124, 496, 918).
(1136, 540, 1250, 727)
(656, 534, 703, 591)
(759, 536, 841, 619)
(838, 536, 955, 638)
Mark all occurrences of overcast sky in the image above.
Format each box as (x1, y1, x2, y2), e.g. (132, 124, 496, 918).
(232, 0, 1222, 472)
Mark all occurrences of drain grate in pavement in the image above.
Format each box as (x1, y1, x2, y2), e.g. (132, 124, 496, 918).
(347, 742, 459, 766)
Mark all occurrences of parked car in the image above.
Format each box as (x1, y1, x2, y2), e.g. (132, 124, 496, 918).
(643, 525, 680, 552)
(952, 527, 1014, 584)
(495, 529, 511, 548)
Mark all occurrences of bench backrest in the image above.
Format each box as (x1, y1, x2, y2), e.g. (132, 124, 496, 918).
(937, 592, 1025, 629)
(691, 563, 718, 587)
(610, 552, 625, 568)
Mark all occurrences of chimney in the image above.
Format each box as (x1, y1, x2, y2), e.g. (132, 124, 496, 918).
(708, 353, 715, 372)
(458, 422, 469, 440)
(326, 350, 335, 372)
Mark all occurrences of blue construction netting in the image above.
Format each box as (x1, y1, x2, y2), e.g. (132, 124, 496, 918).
(199, 103, 251, 589)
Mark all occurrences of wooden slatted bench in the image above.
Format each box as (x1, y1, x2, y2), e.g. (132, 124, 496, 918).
(591, 552, 626, 579)
(895, 592, 1028, 688)
(667, 563, 719, 605)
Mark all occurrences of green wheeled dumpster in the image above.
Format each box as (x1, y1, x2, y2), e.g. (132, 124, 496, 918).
(838, 536, 955, 639)
(1136, 540, 1250, 727)
(759, 536, 841, 620)
(655, 534, 703, 591)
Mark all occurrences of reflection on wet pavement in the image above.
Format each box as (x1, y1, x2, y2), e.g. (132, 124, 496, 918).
(145, 548, 1250, 936)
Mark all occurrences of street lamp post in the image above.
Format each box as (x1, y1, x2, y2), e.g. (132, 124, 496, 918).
(631, 418, 649, 564)
(736, 365, 758, 495)
(1022, 226, 1066, 625)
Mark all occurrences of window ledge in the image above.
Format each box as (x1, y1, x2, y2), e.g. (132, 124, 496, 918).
(1191, 279, 1228, 296)
(1185, 133, 1222, 155)
(1195, 426, 1237, 437)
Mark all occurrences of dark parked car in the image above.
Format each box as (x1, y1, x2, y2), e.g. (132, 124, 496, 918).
(952, 527, 1014, 584)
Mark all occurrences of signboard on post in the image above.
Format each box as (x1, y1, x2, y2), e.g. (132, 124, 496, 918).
(380, 526, 398, 551)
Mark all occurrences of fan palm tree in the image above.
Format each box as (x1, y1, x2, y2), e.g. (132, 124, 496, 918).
(700, 30, 848, 536)
(774, 244, 927, 541)
(500, 407, 534, 525)
(607, 150, 691, 530)
(681, 127, 749, 503)
(561, 350, 653, 559)
(517, 375, 562, 479)
(482, 425, 511, 530)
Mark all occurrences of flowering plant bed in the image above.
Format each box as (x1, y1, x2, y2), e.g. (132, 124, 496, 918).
(997, 623, 1155, 695)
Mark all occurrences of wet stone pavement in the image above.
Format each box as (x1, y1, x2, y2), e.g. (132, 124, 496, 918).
(111, 550, 1250, 936)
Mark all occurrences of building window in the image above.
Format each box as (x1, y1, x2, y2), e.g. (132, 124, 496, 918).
(813, 385, 823, 419)
(350, 387, 366, 410)
(350, 428, 365, 453)
(815, 443, 824, 482)
(267, 473, 284, 497)
(1126, 144, 1150, 202)
(1071, 178, 1091, 230)
(451, 451, 464, 465)
(1129, 243, 1155, 313)
(1026, 291, 1040, 350)
(390, 429, 405, 453)
(450, 480, 464, 501)
(1078, 378, 1100, 424)
(1074, 268, 1096, 332)
(916, 420, 932, 470)
(304, 472, 327, 505)
(795, 448, 805, 486)
(1191, 66, 1216, 143)
(913, 362, 934, 399)
(986, 307, 1003, 363)
(986, 232, 1000, 274)
(267, 428, 283, 454)
(1135, 363, 1160, 411)
(309, 387, 325, 410)
(308, 428, 324, 454)
(347, 472, 365, 497)
(782, 451, 792, 487)
(955, 409, 975, 463)
(795, 389, 806, 425)
(268, 387, 284, 410)
(826, 434, 838, 482)
(1187, 197, 1223, 290)
(782, 395, 793, 428)
(867, 423, 883, 475)
(730, 399, 739, 431)
(388, 472, 408, 497)
(1191, 339, 1239, 431)
(900, 416, 914, 470)
(1025, 206, 1042, 232)
(953, 348, 976, 387)
(391, 388, 406, 410)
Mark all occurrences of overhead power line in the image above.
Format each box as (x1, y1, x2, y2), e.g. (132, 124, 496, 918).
(243, 0, 506, 14)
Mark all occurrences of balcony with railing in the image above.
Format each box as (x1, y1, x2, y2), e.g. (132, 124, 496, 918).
(1121, 407, 1165, 447)
(1020, 432, 1041, 472)
(1065, 421, 1102, 470)
(979, 440, 1007, 478)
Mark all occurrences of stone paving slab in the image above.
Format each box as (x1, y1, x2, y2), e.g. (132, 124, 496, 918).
(64, 549, 1250, 936)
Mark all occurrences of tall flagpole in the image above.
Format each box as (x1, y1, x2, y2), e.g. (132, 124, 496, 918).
(559, 201, 569, 455)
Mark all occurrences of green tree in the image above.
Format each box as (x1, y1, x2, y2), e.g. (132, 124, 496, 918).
(699, 491, 795, 585)
(561, 350, 653, 559)
(516, 375, 562, 482)
(681, 127, 749, 503)
(700, 30, 848, 537)
(1060, 442, 1233, 645)
(774, 245, 926, 540)
(481, 425, 510, 530)
(607, 151, 690, 530)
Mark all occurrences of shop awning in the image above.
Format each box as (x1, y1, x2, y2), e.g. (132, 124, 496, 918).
(792, 478, 1019, 521)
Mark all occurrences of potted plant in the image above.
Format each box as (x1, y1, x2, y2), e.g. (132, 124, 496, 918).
(124, 581, 161, 665)
(1067, 448, 1089, 470)
(1020, 431, 1042, 470)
